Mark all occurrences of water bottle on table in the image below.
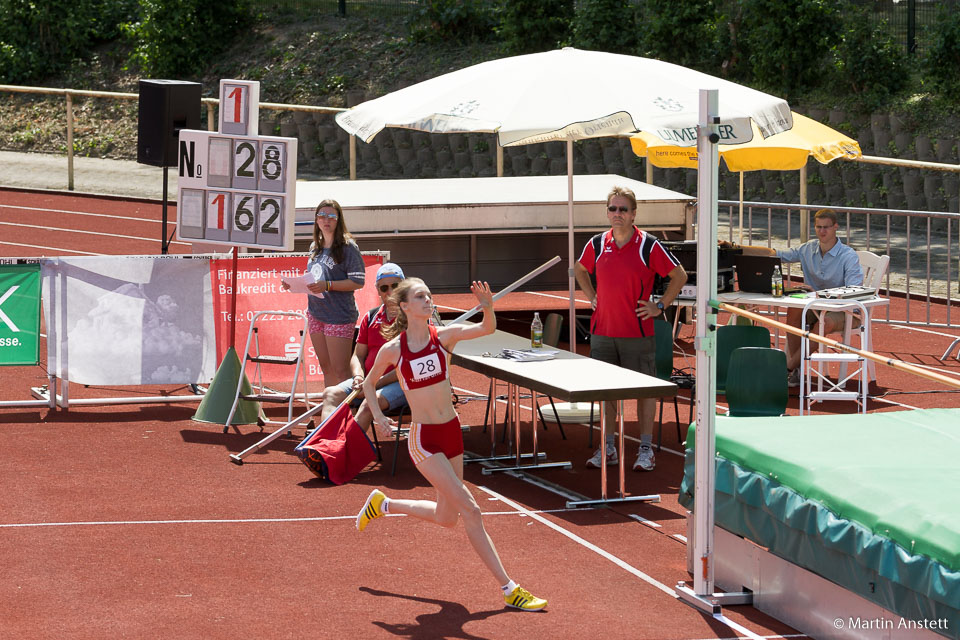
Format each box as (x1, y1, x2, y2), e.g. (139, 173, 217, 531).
(531, 312, 543, 349)
(771, 264, 783, 297)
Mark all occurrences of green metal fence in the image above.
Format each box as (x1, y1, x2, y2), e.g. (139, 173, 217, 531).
(864, 0, 959, 54)
(258, 0, 958, 54)
(250, 0, 421, 17)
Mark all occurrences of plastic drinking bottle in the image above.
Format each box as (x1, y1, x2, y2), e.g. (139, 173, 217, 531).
(531, 312, 543, 348)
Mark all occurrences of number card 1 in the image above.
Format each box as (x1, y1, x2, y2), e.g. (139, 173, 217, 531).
(219, 80, 259, 137)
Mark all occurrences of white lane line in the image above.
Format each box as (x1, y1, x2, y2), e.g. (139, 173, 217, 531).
(0, 240, 99, 256)
(692, 634, 806, 640)
(628, 514, 662, 529)
(0, 508, 576, 529)
(452, 384, 533, 413)
(478, 485, 677, 597)
(890, 324, 960, 339)
(672, 534, 687, 543)
(0, 515, 356, 528)
(479, 487, 785, 640)
(0, 203, 165, 224)
(709, 614, 772, 640)
(528, 291, 592, 305)
(0, 221, 191, 247)
(451, 385, 486, 397)
(871, 396, 921, 410)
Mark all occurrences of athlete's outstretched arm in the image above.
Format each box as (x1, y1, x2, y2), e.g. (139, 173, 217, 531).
(441, 281, 495, 348)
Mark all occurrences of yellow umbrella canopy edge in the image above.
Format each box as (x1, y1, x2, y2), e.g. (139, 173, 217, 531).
(630, 112, 861, 172)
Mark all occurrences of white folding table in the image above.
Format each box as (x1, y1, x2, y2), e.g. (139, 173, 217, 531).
(452, 330, 677, 508)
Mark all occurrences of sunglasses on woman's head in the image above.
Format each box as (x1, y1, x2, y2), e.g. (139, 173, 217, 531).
(378, 282, 400, 292)
(315, 211, 338, 220)
(607, 205, 630, 213)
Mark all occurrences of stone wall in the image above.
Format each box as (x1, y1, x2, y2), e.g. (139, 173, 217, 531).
(262, 102, 960, 221)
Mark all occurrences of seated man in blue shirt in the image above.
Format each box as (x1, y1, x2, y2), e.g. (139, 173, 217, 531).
(722, 209, 863, 385)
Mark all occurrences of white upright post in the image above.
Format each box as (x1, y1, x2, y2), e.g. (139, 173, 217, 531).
(693, 88, 720, 597)
(676, 89, 753, 615)
(567, 140, 577, 350)
(675, 89, 723, 614)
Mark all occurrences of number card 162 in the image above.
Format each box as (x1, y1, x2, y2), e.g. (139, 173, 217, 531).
(177, 128, 298, 251)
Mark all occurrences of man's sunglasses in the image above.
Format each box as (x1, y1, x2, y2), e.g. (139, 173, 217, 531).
(607, 206, 630, 213)
(378, 282, 400, 292)
(315, 211, 338, 220)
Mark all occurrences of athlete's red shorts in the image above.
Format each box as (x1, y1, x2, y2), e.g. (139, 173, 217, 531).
(408, 416, 464, 465)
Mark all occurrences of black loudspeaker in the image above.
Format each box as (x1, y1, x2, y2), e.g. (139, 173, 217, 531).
(137, 79, 202, 167)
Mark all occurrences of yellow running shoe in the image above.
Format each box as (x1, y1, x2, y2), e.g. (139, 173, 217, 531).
(504, 585, 547, 611)
(356, 489, 386, 532)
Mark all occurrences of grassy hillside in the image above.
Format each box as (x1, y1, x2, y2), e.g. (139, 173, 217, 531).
(1, 3, 958, 165)
(0, 8, 500, 160)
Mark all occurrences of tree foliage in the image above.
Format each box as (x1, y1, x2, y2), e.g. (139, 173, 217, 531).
(406, 0, 498, 45)
(737, 0, 842, 97)
(922, 5, 960, 100)
(497, 0, 573, 55)
(570, 0, 637, 54)
(0, 0, 136, 83)
(123, 0, 252, 77)
(831, 6, 908, 107)
(639, 0, 719, 71)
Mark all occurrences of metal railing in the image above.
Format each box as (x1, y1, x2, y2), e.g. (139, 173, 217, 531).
(720, 199, 960, 329)
(2, 82, 959, 333)
(0, 84, 350, 190)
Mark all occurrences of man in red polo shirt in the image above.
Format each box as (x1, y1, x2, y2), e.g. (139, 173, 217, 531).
(574, 186, 687, 471)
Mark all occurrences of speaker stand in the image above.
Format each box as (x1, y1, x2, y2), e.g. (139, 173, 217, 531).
(161, 165, 169, 254)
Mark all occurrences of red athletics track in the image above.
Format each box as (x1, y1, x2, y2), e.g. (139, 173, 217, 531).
(2, 187, 959, 639)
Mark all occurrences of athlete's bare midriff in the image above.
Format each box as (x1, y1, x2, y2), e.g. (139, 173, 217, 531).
(402, 359, 457, 424)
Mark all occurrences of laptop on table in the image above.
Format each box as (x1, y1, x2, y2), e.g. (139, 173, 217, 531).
(734, 254, 804, 295)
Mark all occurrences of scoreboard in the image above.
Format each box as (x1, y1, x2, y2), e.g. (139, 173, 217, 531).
(177, 80, 298, 250)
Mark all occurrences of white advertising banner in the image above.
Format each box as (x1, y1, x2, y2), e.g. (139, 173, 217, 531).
(42, 256, 217, 386)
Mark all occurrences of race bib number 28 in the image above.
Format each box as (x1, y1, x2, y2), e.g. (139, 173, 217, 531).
(409, 352, 442, 382)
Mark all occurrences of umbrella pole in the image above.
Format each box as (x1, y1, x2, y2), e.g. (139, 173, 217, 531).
(738, 171, 744, 245)
(799, 164, 809, 242)
(567, 140, 577, 350)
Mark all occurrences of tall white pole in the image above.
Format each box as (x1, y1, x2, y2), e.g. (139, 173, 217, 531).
(693, 88, 720, 597)
(567, 140, 577, 350)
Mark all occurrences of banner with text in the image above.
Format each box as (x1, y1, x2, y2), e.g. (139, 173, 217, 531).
(209, 253, 384, 386)
(0, 264, 41, 366)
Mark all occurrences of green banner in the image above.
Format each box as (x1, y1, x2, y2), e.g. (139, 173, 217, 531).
(0, 264, 41, 366)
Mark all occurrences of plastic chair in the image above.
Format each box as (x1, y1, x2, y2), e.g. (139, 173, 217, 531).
(542, 312, 563, 349)
(716, 325, 771, 395)
(857, 250, 890, 291)
(725, 347, 788, 417)
(654, 317, 688, 450)
(840, 250, 890, 382)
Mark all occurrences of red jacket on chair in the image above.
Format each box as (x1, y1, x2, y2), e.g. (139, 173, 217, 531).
(295, 401, 376, 484)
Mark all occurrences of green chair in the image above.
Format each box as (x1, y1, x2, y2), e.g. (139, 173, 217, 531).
(725, 347, 788, 417)
(654, 318, 691, 450)
(716, 324, 771, 395)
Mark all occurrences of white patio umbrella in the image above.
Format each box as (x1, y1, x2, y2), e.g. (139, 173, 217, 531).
(335, 47, 793, 348)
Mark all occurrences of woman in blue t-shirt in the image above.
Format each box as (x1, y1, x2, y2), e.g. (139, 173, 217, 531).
(294, 199, 365, 386)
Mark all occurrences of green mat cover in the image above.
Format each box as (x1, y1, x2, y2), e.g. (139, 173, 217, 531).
(680, 409, 960, 637)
